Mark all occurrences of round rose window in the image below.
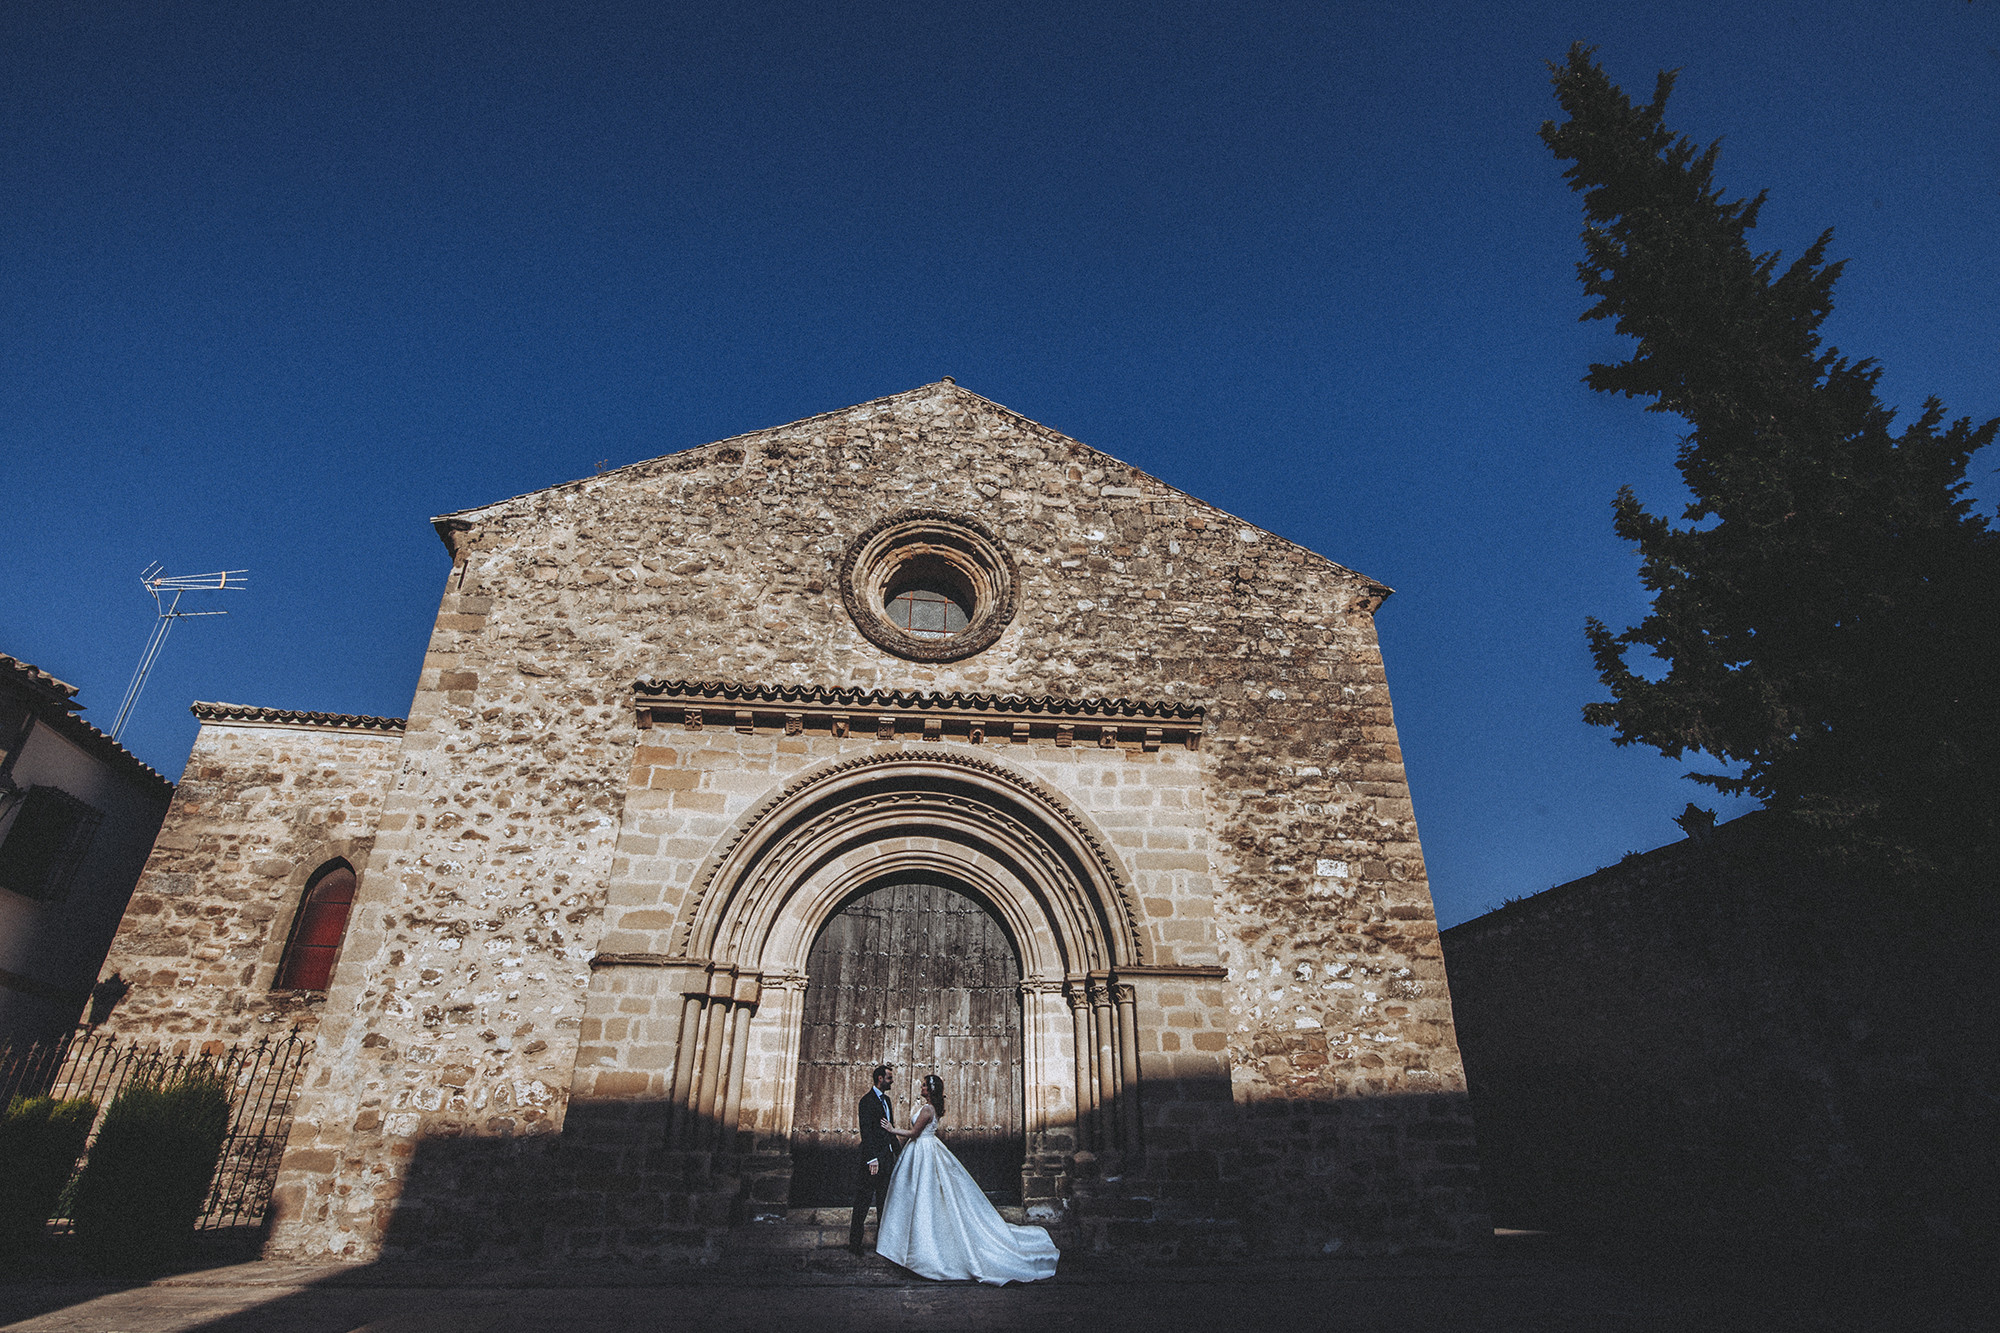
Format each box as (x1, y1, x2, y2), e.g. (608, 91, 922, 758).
(840, 511, 1016, 662)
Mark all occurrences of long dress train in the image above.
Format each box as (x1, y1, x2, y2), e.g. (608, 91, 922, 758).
(875, 1109, 1059, 1284)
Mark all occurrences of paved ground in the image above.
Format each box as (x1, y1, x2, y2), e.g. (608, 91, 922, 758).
(0, 1237, 1989, 1333)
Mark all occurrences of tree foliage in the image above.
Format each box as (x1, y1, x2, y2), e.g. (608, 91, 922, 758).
(1542, 44, 2000, 880)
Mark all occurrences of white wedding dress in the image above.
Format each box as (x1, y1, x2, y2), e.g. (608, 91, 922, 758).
(874, 1107, 1059, 1284)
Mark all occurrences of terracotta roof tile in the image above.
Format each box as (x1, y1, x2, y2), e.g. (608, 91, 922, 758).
(0, 652, 80, 708)
(1, 651, 171, 791)
(634, 678, 1203, 720)
(191, 702, 408, 733)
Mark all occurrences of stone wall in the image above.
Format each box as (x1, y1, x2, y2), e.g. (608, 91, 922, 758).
(1441, 813, 2000, 1256)
(98, 707, 405, 1042)
(219, 382, 1482, 1260)
(586, 716, 1220, 1104)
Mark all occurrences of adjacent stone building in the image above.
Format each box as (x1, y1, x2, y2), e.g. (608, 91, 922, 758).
(99, 382, 1485, 1262)
(1442, 811, 2000, 1258)
(98, 703, 405, 1040)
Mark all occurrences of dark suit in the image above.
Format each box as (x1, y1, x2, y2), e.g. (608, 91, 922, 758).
(848, 1085, 898, 1248)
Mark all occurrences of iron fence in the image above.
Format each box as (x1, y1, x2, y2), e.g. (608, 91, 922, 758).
(0, 1028, 314, 1230)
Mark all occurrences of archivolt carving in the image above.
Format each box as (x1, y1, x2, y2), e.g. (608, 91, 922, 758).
(670, 750, 1147, 971)
(634, 749, 1157, 1157)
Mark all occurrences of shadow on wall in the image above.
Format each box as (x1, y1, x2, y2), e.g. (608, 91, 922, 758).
(0, 1085, 1487, 1332)
(1442, 815, 2000, 1263)
(1468, 1055, 2000, 1258)
(264, 1080, 1489, 1267)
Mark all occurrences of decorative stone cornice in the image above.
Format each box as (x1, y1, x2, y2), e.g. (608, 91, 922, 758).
(191, 702, 408, 734)
(634, 679, 1203, 752)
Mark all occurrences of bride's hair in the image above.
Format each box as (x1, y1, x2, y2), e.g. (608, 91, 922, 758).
(922, 1074, 946, 1116)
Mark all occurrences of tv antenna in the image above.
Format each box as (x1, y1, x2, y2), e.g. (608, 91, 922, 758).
(109, 564, 248, 742)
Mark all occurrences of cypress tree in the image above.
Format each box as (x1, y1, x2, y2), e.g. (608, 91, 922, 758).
(1542, 44, 1999, 882)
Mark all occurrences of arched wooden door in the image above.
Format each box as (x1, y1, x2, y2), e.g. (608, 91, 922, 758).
(788, 879, 1024, 1206)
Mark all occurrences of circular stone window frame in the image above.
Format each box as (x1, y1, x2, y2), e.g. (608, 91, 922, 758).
(840, 510, 1018, 662)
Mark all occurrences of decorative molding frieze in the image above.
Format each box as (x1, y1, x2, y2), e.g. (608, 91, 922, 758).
(587, 951, 1228, 983)
(1106, 964, 1230, 979)
(588, 952, 674, 969)
(633, 679, 1203, 752)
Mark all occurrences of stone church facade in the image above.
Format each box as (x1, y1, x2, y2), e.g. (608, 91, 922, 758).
(99, 382, 1484, 1261)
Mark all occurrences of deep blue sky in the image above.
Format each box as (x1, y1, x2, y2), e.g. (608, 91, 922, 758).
(4, 1, 1995, 927)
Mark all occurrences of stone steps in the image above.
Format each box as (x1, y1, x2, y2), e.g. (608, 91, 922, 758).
(721, 1205, 1032, 1265)
(779, 1204, 1027, 1228)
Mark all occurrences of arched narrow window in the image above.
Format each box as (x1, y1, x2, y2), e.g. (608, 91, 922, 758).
(274, 859, 357, 992)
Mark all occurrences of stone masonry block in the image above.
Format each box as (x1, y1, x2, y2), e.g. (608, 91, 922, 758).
(168, 383, 1481, 1266)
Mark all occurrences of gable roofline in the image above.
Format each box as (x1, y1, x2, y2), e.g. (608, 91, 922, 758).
(428, 380, 1393, 596)
(0, 652, 80, 712)
(1, 652, 173, 793)
(430, 381, 964, 541)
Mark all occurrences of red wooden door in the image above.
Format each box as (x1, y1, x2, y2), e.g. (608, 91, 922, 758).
(789, 880, 1024, 1206)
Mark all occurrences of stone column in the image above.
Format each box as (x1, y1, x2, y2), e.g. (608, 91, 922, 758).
(1068, 981, 1096, 1149)
(665, 978, 706, 1145)
(691, 972, 733, 1142)
(1020, 978, 1067, 1137)
(717, 973, 761, 1151)
(1091, 978, 1118, 1147)
(755, 973, 810, 1145)
(1115, 983, 1142, 1153)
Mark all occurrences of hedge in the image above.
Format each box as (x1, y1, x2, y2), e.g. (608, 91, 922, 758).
(0, 1095, 95, 1253)
(70, 1065, 232, 1273)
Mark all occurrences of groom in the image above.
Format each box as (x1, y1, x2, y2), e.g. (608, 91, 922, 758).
(847, 1062, 898, 1253)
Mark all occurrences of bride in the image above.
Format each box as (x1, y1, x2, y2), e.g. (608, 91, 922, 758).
(874, 1073, 1060, 1284)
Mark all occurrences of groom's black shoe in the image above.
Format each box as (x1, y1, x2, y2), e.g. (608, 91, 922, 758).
(846, 1242, 867, 1255)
